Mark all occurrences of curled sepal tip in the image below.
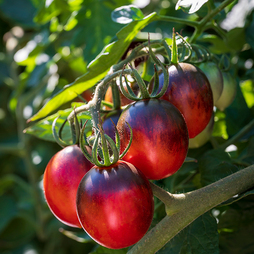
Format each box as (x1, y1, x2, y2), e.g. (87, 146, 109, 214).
(79, 120, 93, 164)
(119, 121, 133, 159)
(52, 116, 69, 148)
(147, 37, 169, 99)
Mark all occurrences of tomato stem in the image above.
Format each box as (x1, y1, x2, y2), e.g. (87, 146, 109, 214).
(171, 28, 178, 65)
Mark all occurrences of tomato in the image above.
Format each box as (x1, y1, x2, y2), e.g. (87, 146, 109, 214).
(117, 99, 189, 180)
(43, 145, 93, 228)
(76, 160, 154, 249)
(158, 62, 214, 138)
(198, 62, 223, 104)
(215, 71, 237, 111)
(102, 110, 122, 140)
(189, 113, 214, 149)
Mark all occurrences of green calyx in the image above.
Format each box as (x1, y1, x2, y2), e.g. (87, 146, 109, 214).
(118, 36, 169, 101)
(52, 108, 80, 148)
(80, 120, 133, 167)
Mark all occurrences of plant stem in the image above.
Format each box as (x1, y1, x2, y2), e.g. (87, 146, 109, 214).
(157, 15, 199, 28)
(189, 0, 235, 43)
(219, 118, 254, 150)
(128, 164, 254, 254)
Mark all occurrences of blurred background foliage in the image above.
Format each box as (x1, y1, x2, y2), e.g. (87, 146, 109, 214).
(0, 0, 254, 253)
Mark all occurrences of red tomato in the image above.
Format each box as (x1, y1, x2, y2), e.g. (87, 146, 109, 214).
(43, 145, 93, 228)
(76, 160, 154, 249)
(117, 99, 189, 180)
(159, 62, 213, 138)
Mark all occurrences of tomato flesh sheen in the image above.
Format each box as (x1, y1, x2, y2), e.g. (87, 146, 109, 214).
(43, 145, 93, 228)
(76, 160, 154, 249)
(117, 99, 189, 180)
(159, 62, 214, 138)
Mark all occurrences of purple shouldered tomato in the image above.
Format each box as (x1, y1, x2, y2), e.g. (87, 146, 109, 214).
(117, 99, 189, 180)
(76, 160, 154, 249)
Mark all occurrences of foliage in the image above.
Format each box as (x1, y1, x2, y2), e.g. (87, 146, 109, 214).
(0, 0, 254, 253)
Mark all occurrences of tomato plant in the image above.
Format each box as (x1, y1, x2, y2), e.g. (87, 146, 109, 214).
(43, 145, 93, 228)
(3, 0, 254, 254)
(76, 160, 154, 249)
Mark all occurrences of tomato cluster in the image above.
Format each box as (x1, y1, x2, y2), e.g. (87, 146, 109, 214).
(43, 37, 237, 250)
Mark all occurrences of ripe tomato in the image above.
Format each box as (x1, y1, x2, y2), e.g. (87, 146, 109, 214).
(158, 62, 213, 138)
(102, 110, 122, 141)
(215, 71, 237, 111)
(76, 160, 154, 249)
(117, 99, 189, 180)
(198, 62, 223, 104)
(43, 145, 93, 228)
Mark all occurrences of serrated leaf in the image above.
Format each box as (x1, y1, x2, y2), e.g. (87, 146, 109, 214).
(24, 103, 92, 142)
(111, 5, 144, 24)
(158, 212, 219, 254)
(199, 149, 239, 186)
(28, 12, 157, 122)
(175, 0, 208, 14)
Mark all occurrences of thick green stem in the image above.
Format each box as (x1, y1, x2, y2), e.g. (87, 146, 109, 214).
(128, 164, 254, 254)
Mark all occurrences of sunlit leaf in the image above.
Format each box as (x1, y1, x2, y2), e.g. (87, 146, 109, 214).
(24, 103, 92, 142)
(28, 12, 157, 122)
(175, 0, 208, 14)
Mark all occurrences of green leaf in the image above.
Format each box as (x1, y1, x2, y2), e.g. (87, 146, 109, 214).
(240, 79, 254, 109)
(72, 1, 124, 63)
(111, 5, 144, 24)
(158, 212, 219, 254)
(199, 149, 239, 186)
(24, 103, 92, 142)
(225, 82, 252, 137)
(28, 12, 157, 122)
(199, 28, 246, 54)
(217, 195, 254, 254)
(175, 0, 208, 14)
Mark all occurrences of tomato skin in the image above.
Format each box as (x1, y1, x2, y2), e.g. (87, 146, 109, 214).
(159, 63, 214, 138)
(76, 160, 154, 249)
(43, 145, 93, 228)
(117, 99, 189, 180)
(198, 62, 223, 104)
(215, 71, 237, 111)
